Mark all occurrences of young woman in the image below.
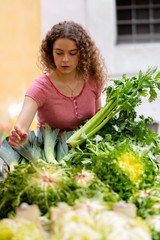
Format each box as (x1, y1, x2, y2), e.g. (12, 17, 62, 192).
(8, 21, 108, 147)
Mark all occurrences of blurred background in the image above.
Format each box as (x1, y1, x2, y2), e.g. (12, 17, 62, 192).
(0, 0, 160, 142)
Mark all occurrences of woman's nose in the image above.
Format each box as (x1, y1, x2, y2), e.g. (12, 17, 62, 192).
(62, 54, 69, 62)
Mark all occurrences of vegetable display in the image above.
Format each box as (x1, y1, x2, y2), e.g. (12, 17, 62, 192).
(0, 66, 160, 239)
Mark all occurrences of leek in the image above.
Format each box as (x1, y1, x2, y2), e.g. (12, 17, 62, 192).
(42, 124, 59, 164)
(0, 139, 21, 171)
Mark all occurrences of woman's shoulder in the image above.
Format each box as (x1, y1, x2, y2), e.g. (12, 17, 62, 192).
(88, 75, 106, 92)
(33, 73, 51, 86)
(26, 74, 51, 94)
(85, 75, 105, 99)
(27, 73, 54, 93)
(25, 73, 51, 106)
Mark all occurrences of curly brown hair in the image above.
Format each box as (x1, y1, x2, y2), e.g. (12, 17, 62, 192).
(40, 21, 108, 90)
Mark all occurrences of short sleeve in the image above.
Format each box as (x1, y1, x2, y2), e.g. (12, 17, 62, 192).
(96, 86, 104, 99)
(88, 76, 104, 100)
(25, 77, 46, 107)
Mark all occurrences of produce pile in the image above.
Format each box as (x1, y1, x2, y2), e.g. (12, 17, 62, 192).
(0, 66, 160, 239)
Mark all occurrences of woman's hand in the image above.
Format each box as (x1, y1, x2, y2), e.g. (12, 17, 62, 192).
(8, 96, 38, 148)
(8, 126, 28, 147)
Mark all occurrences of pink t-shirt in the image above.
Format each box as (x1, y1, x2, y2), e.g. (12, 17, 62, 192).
(25, 74, 101, 131)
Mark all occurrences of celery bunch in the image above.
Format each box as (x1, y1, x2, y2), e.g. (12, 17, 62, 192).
(67, 66, 160, 147)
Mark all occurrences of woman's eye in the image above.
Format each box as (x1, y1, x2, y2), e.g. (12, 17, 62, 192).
(70, 53, 77, 56)
(56, 52, 63, 55)
(55, 52, 77, 56)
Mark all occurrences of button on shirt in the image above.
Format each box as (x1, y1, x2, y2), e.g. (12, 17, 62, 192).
(25, 74, 101, 131)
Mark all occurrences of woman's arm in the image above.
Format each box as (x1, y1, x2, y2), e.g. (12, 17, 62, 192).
(95, 96, 102, 113)
(8, 96, 38, 147)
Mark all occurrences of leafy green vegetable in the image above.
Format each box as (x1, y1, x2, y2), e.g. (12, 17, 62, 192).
(67, 134, 159, 200)
(56, 131, 72, 162)
(67, 66, 160, 147)
(67, 169, 119, 206)
(0, 138, 21, 171)
(14, 130, 44, 162)
(130, 187, 160, 219)
(0, 161, 74, 218)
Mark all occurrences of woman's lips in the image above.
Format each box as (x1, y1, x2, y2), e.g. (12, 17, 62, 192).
(61, 66, 70, 69)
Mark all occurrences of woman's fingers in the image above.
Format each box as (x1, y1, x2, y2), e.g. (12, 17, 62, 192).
(14, 126, 26, 138)
(20, 133, 28, 143)
(10, 128, 21, 140)
(8, 135, 20, 147)
(8, 126, 28, 147)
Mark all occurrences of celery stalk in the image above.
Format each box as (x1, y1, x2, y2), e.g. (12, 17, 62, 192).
(66, 99, 117, 147)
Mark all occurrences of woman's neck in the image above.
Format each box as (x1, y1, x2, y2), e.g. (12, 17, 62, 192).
(54, 69, 78, 84)
(45, 69, 85, 98)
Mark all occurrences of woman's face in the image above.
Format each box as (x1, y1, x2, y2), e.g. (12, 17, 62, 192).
(52, 38, 79, 75)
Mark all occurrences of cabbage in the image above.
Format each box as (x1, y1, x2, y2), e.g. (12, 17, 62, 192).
(0, 218, 44, 240)
(50, 200, 105, 240)
(95, 211, 151, 240)
(49, 199, 151, 240)
(146, 215, 160, 240)
(130, 187, 160, 218)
